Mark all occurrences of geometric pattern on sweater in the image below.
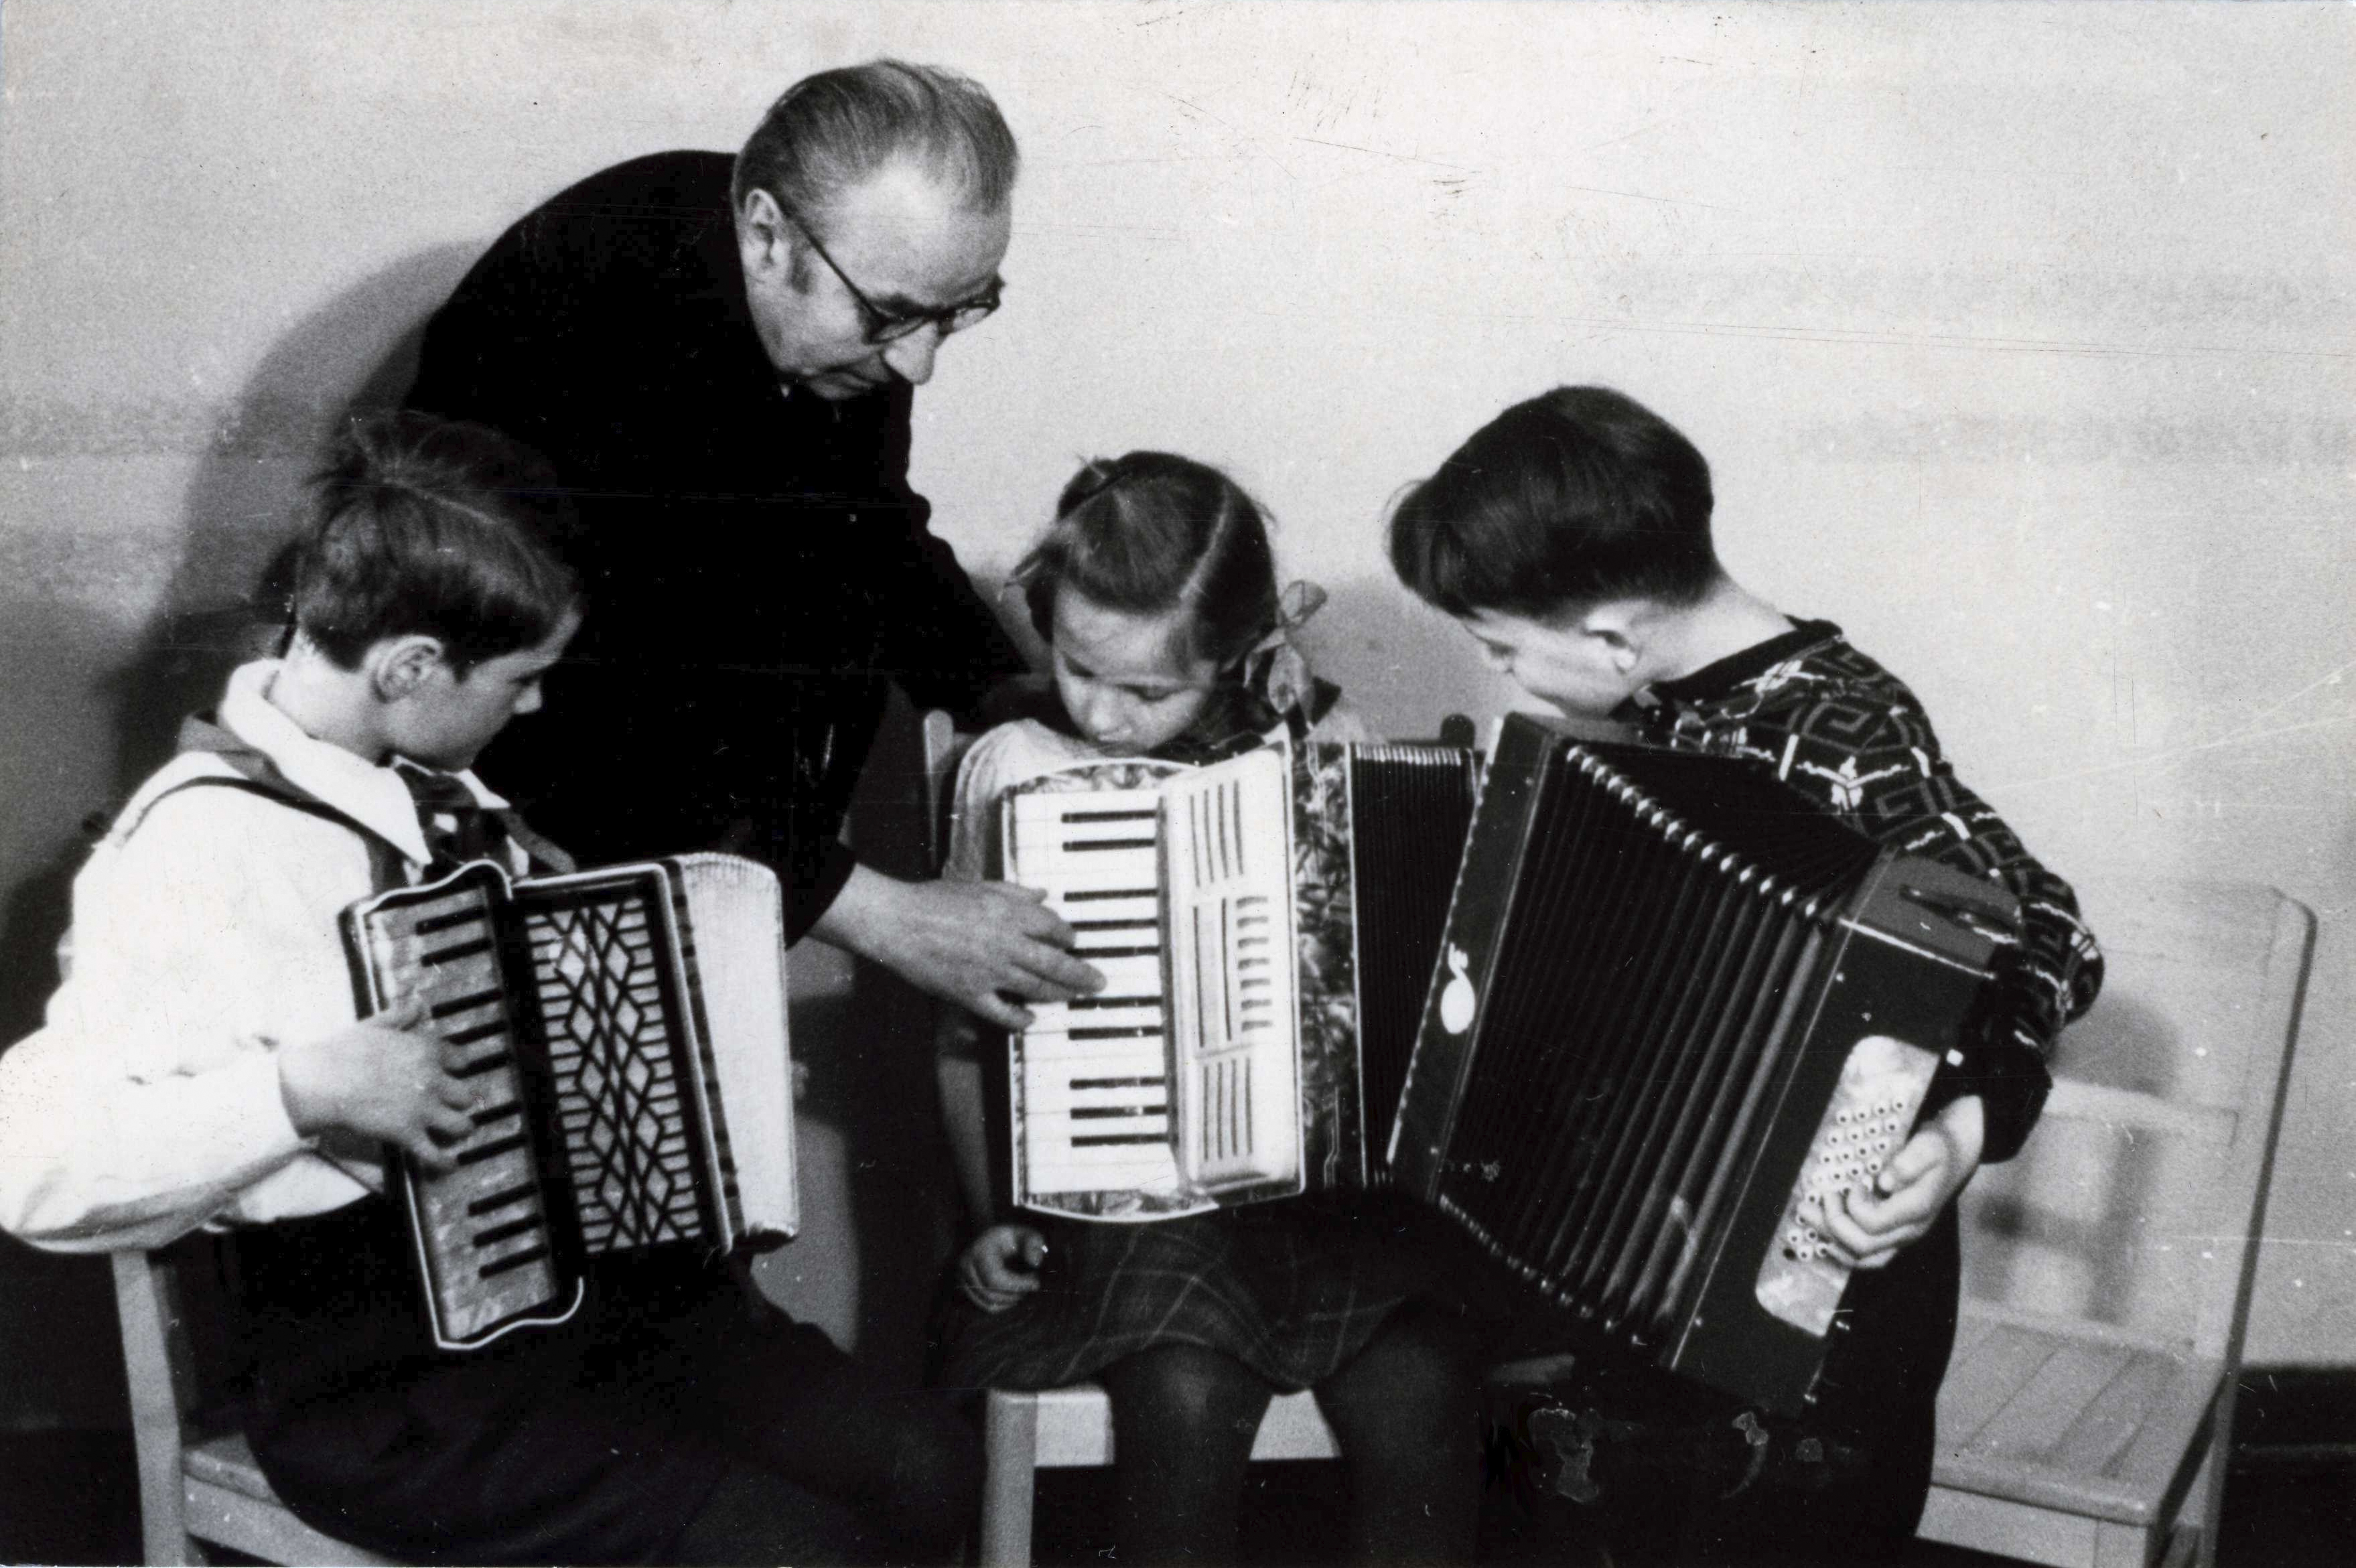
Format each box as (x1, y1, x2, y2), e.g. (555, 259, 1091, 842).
(1622, 624, 2103, 1163)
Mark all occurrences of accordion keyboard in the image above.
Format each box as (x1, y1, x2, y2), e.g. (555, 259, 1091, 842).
(1007, 790, 1178, 1195)
(357, 885, 564, 1342)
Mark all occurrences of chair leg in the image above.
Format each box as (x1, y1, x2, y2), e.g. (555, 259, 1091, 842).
(2179, 1420, 2225, 1568)
(111, 1254, 202, 1566)
(980, 1389, 1042, 1568)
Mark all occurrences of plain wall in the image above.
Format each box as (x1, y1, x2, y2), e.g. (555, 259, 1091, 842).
(1, 0, 2349, 1428)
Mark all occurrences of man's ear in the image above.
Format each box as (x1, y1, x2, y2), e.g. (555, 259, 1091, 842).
(738, 188, 792, 278)
(367, 634, 449, 702)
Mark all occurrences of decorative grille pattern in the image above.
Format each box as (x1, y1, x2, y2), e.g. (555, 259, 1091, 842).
(527, 898, 701, 1251)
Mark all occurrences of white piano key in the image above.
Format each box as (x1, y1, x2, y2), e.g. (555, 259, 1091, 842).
(1036, 954, 1163, 1003)
(1026, 1078, 1171, 1117)
(1020, 1038, 1169, 1077)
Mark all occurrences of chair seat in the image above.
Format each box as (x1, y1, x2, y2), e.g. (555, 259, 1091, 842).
(1019, 1382, 1340, 1466)
(181, 1430, 399, 1566)
(1932, 1300, 2220, 1528)
(185, 1430, 282, 1504)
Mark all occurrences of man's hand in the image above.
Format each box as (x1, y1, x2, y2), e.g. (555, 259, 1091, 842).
(1819, 1094, 1985, 1270)
(815, 866, 1103, 1031)
(276, 998, 478, 1175)
(957, 1224, 1049, 1313)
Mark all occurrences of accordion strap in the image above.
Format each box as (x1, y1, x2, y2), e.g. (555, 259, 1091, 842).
(127, 714, 575, 886)
(92, 715, 411, 895)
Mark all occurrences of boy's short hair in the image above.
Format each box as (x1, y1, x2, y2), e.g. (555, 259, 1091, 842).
(290, 411, 581, 675)
(1388, 385, 1721, 621)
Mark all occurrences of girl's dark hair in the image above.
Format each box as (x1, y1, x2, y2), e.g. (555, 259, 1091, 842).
(1015, 453, 1281, 670)
(289, 411, 581, 675)
(1387, 385, 1721, 620)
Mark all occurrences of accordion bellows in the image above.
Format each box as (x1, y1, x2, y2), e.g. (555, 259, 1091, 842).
(1391, 715, 2019, 1413)
(342, 853, 796, 1351)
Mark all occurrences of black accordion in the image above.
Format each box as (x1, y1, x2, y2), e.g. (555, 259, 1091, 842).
(342, 853, 797, 1350)
(1390, 714, 2018, 1413)
(999, 739, 1479, 1221)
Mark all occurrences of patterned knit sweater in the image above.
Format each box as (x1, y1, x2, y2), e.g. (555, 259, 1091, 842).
(1616, 619, 2103, 1163)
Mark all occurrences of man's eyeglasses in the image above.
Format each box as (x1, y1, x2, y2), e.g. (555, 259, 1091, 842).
(779, 203, 1002, 346)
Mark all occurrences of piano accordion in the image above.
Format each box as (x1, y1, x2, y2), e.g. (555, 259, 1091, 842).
(1389, 714, 2019, 1413)
(342, 852, 796, 1351)
(999, 739, 1478, 1221)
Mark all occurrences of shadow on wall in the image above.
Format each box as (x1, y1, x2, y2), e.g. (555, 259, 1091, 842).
(103, 242, 486, 803)
(1301, 574, 1521, 741)
(762, 686, 970, 1378)
(0, 245, 479, 1434)
(1961, 989, 2180, 1326)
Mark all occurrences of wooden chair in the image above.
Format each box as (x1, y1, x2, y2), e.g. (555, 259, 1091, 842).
(978, 1382, 1338, 1567)
(113, 1238, 395, 1565)
(1919, 879, 2313, 1568)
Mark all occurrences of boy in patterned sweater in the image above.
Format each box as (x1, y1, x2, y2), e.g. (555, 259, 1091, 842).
(1387, 385, 2101, 1565)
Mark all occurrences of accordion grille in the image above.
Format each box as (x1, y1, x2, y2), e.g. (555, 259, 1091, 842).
(526, 897, 708, 1253)
(1433, 744, 1881, 1343)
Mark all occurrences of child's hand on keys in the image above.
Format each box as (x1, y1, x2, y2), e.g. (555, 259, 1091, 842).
(958, 1224, 1049, 1313)
(275, 997, 477, 1174)
(1820, 1094, 1986, 1269)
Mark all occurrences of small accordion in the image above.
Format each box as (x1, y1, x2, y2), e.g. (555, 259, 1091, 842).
(342, 853, 796, 1350)
(1389, 714, 2019, 1413)
(998, 739, 1478, 1221)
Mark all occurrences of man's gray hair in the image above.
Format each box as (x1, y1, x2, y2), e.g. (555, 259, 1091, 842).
(733, 60, 1018, 221)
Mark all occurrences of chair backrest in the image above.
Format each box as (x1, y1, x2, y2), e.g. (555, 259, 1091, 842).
(920, 709, 979, 873)
(1955, 879, 2313, 1359)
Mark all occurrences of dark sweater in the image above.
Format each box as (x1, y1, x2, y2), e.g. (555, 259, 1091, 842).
(1618, 618, 2103, 1163)
(407, 151, 1025, 938)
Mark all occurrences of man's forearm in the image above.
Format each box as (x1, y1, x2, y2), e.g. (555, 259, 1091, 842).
(805, 861, 904, 963)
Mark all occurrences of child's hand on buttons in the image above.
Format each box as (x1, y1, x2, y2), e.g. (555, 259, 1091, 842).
(958, 1224, 1049, 1313)
(1820, 1094, 1985, 1270)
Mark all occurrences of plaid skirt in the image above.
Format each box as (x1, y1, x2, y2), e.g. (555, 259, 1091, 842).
(937, 1192, 1448, 1395)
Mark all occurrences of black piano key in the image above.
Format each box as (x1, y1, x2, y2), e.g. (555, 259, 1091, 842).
(456, 1132, 531, 1166)
(472, 1216, 543, 1248)
(420, 936, 496, 968)
(478, 1242, 552, 1278)
(430, 987, 504, 1021)
(466, 1181, 537, 1217)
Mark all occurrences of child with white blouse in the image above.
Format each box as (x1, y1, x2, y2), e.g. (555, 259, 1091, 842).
(0, 411, 979, 1565)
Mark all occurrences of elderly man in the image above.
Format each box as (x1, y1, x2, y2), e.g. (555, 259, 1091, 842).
(343, 62, 1105, 1563)
(408, 60, 1094, 1034)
